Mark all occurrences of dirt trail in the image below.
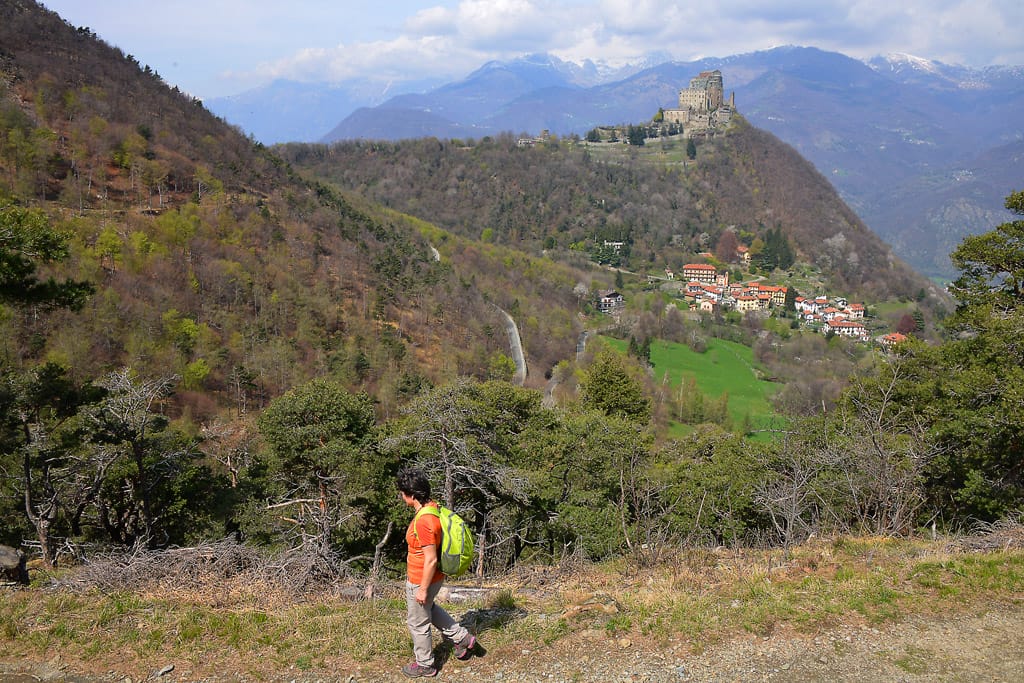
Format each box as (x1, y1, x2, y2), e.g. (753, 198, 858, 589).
(4, 600, 1023, 682)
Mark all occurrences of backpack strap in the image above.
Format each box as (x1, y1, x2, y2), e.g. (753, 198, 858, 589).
(412, 504, 440, 542)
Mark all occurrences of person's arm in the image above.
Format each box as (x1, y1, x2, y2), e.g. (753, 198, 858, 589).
(415, 542, 438, 605)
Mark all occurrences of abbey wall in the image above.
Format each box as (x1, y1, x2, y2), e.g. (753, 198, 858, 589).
(662, 69, 735, 133)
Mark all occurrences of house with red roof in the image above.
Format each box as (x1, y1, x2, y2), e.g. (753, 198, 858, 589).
(824, 319, 868, 340)
(682, 263, 717, 283)
(881, 332, 908, 347)
(821, 306, 842, 321)
(846, 303, 865, 319)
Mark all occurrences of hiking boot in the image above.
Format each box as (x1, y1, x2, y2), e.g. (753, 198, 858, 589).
(401, 661, 437, 678)
(453, 633, 477, 660)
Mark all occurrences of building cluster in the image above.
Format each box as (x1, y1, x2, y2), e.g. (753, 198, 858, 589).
(517, 129, 552, 147)
(661, 70, 736, 133)
(677, 264, 875, 341)
(679, 264, 789, 315)
(582, 69, 736, 145)
(595, 267, 912, 348)
(794, 295, 869, 340)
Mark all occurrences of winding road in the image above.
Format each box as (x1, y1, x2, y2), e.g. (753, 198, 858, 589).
(431, 242, 526, 385)
(493, 304, 527, 385)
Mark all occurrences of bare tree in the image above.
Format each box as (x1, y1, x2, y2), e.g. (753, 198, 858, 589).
(827, 356, 938, 535)
(386, 378, 534, 575)
(756, 354, 939, 547)
(754, 433, 825, 554)
(200, 417, 255, 489)
(90, 369, 183, 548)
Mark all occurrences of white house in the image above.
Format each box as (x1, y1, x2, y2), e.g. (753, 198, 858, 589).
(824, 319, 868, 340)
(598, 290, 624, 313)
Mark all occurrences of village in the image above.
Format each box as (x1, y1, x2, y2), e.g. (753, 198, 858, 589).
(584, 69, 908, 349)
(597, 255, 909, 348)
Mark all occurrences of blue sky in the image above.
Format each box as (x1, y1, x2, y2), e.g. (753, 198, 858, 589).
(39, 0, 1024, 99)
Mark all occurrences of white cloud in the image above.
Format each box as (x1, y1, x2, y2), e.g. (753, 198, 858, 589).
(40, 0, 1024, 97)
(248, 0, 1024, 88)
(451, 0, 563, 51)
(909, 0, 1024, 65)
(597, 0, 689, 35)
(248, 0, 569, 84)
(405, 6, 459, 36)
(247, 35, 480, 84)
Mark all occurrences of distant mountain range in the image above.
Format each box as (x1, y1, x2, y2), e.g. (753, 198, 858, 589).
(207, 77, 444, 145)
(206, 47, 1024, 279)
(205, 53, 654, 145)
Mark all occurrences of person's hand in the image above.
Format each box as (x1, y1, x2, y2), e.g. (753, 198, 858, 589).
(415, 584, 428, 605)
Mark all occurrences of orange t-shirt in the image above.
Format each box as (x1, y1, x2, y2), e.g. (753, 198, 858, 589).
(406, 502, 445, 585)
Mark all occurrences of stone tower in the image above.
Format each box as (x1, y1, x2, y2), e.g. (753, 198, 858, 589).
(678, 70, 724, 113)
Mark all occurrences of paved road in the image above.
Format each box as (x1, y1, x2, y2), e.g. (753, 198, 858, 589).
(493, 305, 526, 385)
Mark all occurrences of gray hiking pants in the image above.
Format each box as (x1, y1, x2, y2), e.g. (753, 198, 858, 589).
(405, 580, 468, 666)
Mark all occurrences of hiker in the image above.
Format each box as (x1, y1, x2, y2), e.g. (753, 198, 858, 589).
(396, 466, 477, 678)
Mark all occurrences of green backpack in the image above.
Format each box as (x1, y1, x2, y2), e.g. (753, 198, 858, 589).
(414, 504, 475, 578)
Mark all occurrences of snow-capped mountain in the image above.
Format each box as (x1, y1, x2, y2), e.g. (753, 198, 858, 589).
(207, 46, 1023, 279)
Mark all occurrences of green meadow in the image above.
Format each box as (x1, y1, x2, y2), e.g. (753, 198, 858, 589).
(604, 336, 783, 437)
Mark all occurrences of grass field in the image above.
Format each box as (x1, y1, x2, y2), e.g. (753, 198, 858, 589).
(581, 136, 696, 167)
(604, 336, 783, 435)
(3, 534, 1023, 680)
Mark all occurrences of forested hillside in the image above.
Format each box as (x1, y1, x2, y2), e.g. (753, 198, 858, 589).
(281, 122, 942, 307)
(0, 0, 600, 560)
(303, 47, 1023, 282)
(0, 0, 598, 407)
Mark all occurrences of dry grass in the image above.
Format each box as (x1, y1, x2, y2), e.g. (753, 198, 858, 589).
(2, 528, 1024, 679)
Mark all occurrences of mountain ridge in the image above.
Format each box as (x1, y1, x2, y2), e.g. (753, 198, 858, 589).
(282, 119, 943, 312)
(244, 46, 1021, 279)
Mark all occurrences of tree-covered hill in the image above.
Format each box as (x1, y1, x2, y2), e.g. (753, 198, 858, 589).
(0, 0, 627, 563)
(0, 0, 599, 414)
(281, 123, 945, 309)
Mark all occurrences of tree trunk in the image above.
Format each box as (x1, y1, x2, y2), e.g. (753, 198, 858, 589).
(364, 522, 393, 600)
(475, 512, 487, 580)
(132, 440, 154, 548)
(317, 477, 331, 559)
(34, 514, 54, 567)
(21, 447, 56, 568)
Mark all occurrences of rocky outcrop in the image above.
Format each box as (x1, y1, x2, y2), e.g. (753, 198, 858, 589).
(0, 545, 29, 585)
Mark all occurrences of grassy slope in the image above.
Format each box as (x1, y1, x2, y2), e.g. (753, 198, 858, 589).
(2, 536, 1022, 679)
(605, 336, 782, 433)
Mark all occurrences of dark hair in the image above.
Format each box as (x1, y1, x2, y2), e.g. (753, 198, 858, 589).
(396, 467, 432, 504)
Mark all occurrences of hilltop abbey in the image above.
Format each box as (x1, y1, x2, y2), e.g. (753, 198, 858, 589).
(661, 69, 736, 132)
(579, 68, 737, 145)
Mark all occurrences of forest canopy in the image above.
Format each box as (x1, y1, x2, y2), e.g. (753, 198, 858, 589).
(3, 192, 1021, 568)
